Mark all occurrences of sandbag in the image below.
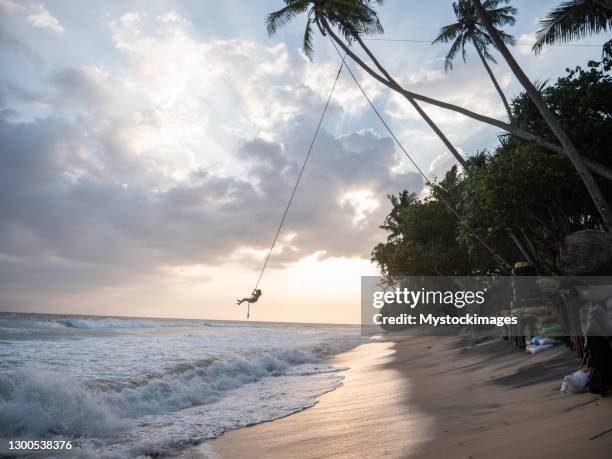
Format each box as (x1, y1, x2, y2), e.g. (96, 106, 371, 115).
(541, 323, 563, 337)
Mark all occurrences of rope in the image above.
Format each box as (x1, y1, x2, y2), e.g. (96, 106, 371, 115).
(328, 37, 512, 269)
(245, 53, 347, 318)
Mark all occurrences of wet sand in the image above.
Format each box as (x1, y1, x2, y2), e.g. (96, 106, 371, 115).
(198, 336, 612, 458)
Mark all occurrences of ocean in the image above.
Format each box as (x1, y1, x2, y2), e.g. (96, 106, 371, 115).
(0, 313, 367, 458)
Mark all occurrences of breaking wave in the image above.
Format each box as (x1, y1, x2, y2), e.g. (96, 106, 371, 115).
(0, 314, 365, 457)
(55, 318, 210, 329)
(0, 346, 348, 440)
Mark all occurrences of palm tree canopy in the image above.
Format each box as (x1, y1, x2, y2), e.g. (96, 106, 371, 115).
(532, 0, 612, 55)
(432, 0, 516, 71)
(266, 0, 384, 60)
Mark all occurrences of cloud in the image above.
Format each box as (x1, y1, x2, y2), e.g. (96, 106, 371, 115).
(0, 23, 42, 65)
(49, 66, 112, 106)
(0, 0, 26, 15)
(518, 33, 538, 56)
(0, 1, 64, 35)
(25, 4, 64, 34)
(0, 13, 424, 302)
(158, 11, 185, 24)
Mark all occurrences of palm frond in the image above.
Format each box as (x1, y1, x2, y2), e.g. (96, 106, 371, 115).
(432, 22, 464, 44)
(434, 0, 515, 70)
(532, 0, 612, 54)
(488, 5, 517, 27)
(326, 0, 384, 38)
(460, 32, 469, 63)
(444, 34, 465, 71)
(303, 18, 315, 59)
(496, 29, 516, 45)
(266, 1, 309, 36)
(603, 37, 612, 57)
(477, 40, 498, 63)
(532, 79, 550, 93)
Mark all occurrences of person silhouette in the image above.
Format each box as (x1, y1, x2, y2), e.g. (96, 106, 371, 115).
(237, 289, 262, 305)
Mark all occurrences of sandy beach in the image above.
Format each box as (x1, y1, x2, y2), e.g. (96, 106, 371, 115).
(203, 336, 612, 458)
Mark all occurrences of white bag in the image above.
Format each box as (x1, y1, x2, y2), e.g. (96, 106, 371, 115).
(560, 369, 590, 394)
(526, 344, 553, 354)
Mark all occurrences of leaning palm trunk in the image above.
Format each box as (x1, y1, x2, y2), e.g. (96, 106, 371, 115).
(348, 33, 466, 167)
(322, 21, 560, 155)
(322, 19, 612, 224)
(322, 23, 610, 178)
(471, 37, 513, 122)
(471, 0, 612, 230)
(323, 20, 596, 266)
(508, 229, 537, 268)
(400, 91, 467, 167)
(323, 21, 527, 268)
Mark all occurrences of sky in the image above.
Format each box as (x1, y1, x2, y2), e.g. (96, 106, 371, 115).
(0, 0, 608, 323)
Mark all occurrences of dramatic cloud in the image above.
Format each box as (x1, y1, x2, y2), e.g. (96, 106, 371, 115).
(0, 2, 601, 317)
(0, 11, 422, 304)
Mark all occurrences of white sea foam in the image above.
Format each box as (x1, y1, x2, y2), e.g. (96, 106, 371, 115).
(0, 314, 365, 458)
(55, 318, 207, 329)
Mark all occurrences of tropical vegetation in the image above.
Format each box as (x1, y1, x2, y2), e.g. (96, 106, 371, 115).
(265, 0, 612, 276)
(372, 58, 612, 277)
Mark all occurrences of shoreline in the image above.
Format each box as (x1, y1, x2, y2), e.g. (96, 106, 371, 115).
(203, 339, 432, 458)
(193, 335, 612, 458)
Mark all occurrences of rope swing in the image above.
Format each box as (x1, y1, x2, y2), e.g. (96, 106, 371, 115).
(239, 38, 511, 319)
(239, 55, 347, 319)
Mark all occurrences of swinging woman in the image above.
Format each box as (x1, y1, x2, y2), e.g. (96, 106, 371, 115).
(237, 289, 262, 305)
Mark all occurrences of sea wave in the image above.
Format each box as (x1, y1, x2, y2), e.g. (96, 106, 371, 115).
(0, 346, 345, 440)
(55, 318, 209, 329)
(0, 315, 365, 457)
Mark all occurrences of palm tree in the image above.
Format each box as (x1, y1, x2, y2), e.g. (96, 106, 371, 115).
(471, 0, 612, 229)
(433, 0, 516, 121)
(532, 0, 612, 57)
(268, 0, 467, 167)
(266, 0, 612, 227)
(266, 2, 580, 162)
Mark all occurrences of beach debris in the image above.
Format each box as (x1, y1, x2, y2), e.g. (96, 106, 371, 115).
(526, 343, 553, 354)
(560, 368, 591, 394)
(525, 335, 560, 354)
(589, 427, 612, 441)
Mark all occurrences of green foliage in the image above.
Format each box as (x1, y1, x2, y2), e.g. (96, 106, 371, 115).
(510, 58, 612, 167)
(373, 59, 612, 277)
(371, 167, 501, 278)
(459, 146, 578, 272)
(508, 57, 612, 225)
